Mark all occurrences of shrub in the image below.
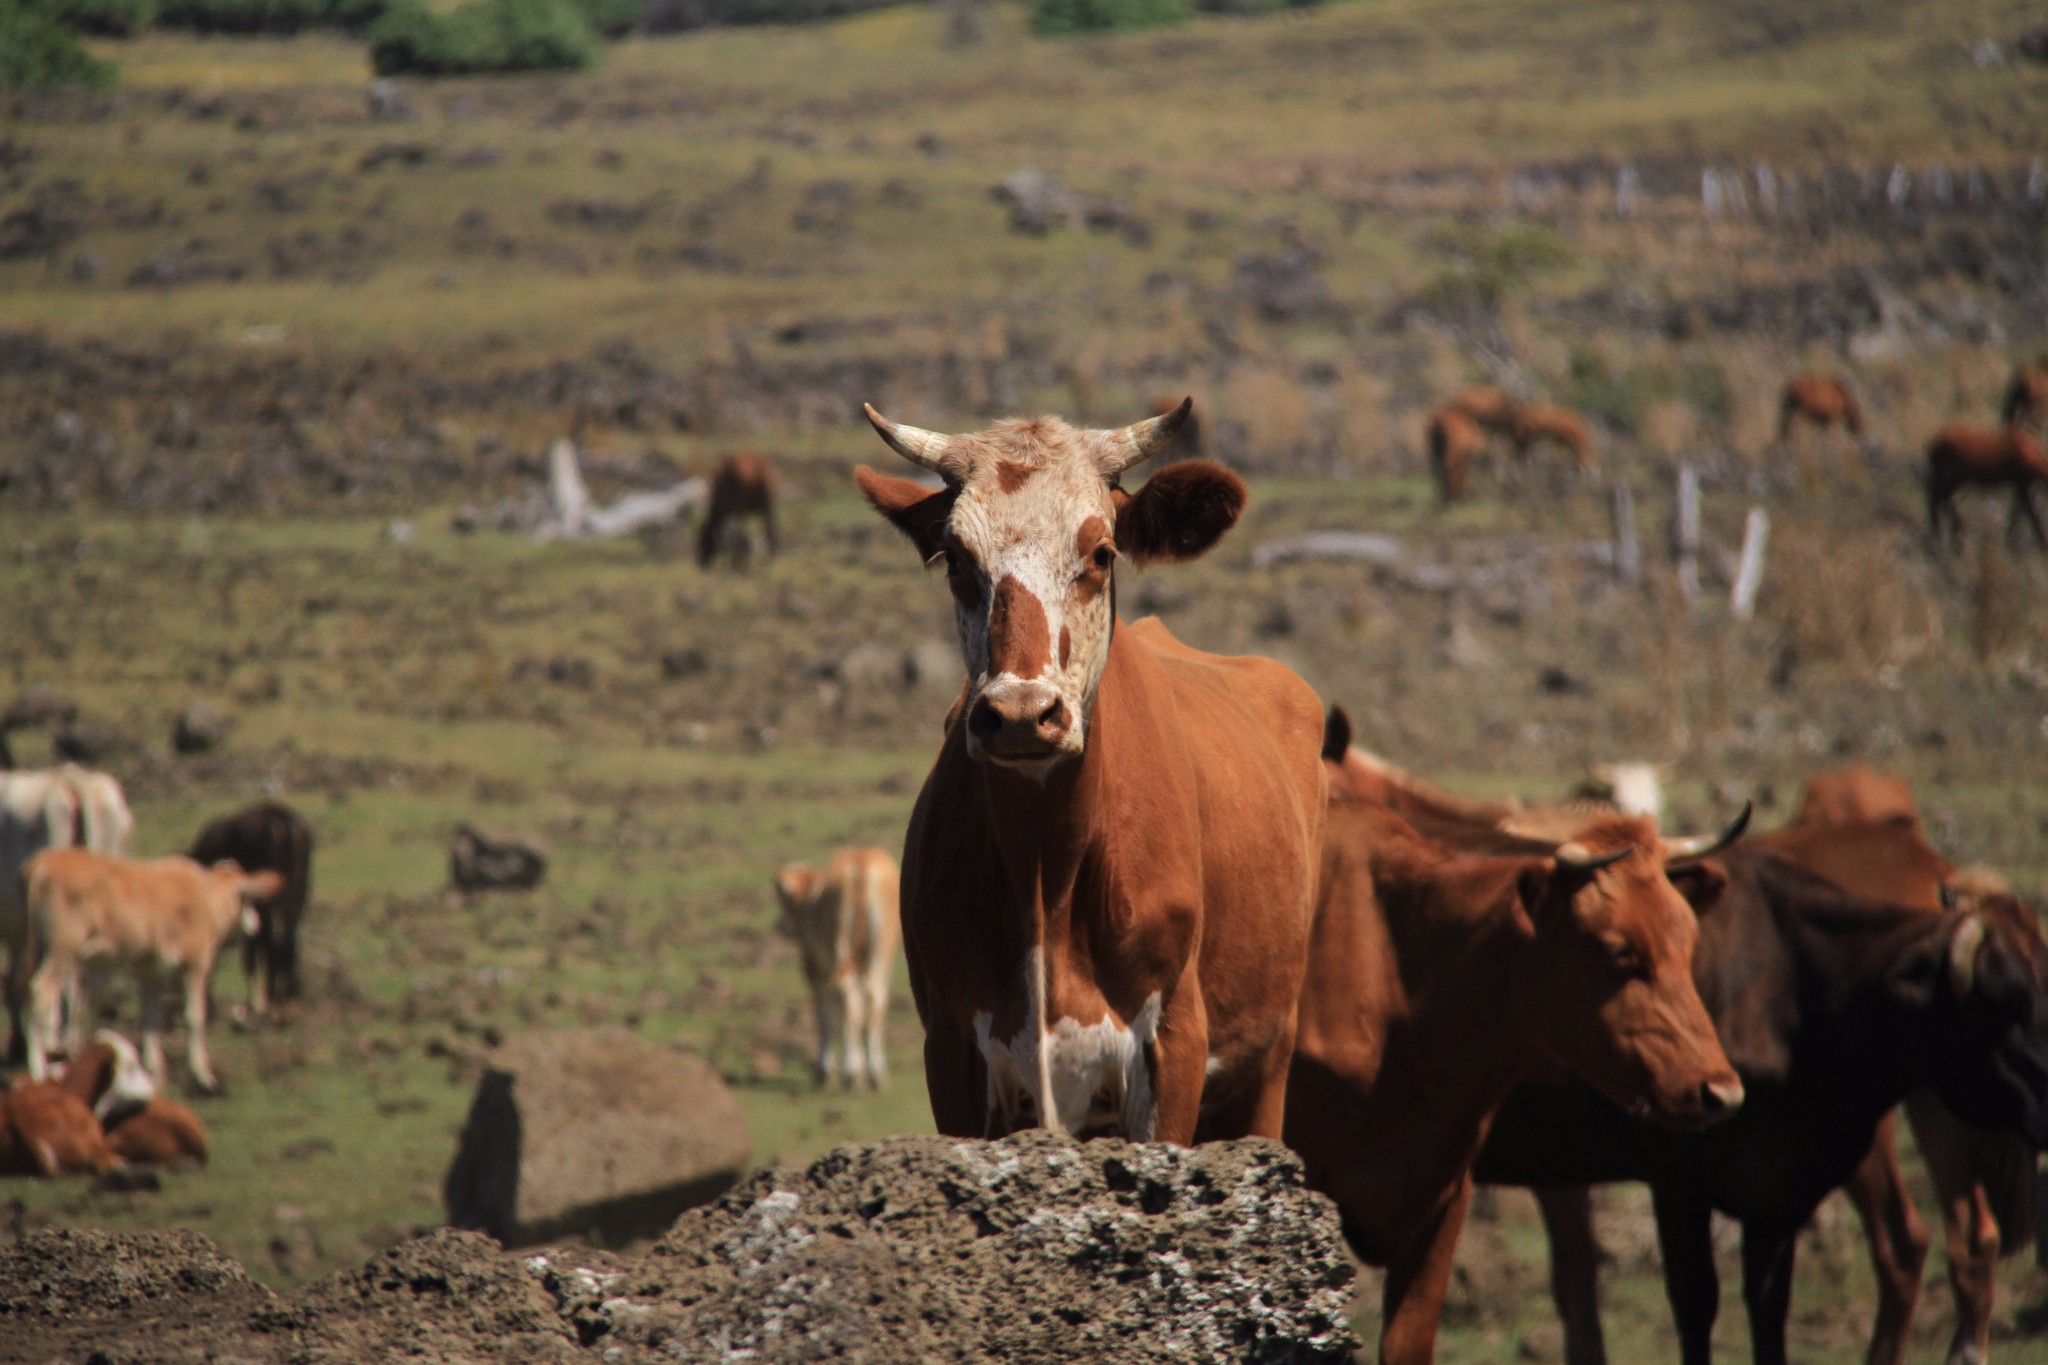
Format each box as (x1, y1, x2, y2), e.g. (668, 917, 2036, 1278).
(33, 0, 154, 36)
(566, 0, 637, 36)
(0, 1, 116, 88)
(370, 0, 597, 75)
(635, 0, 899, 31)
(153, 0, 385, 34)
(1031, 0, 1189, 35)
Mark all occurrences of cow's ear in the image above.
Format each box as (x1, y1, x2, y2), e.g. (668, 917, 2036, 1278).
(1112, 461, 1246, 567)
(1323, 705, 1353, 763)
(1515, 864, 1556, 930)
(1666, 860, 1730, 916)
(856, 467, 955, 563)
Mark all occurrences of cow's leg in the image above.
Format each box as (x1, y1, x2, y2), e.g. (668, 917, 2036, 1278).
(862, 963, 889, 1089)
(24, 959, 67, 1081)
(812, 986, 840, 1087)
(138, 978, 167, 1084)
(1739, 1224, 1800, 1365)
(922, 1024, 988, 1138)
(1193, 1020, 1295, 1143)
(3, 932, 24, 1065)
(2016, 483, 2048, 552)
(1842, 1116, 1929, 1365)
(762, 506, 778, 556)
(1378, 1175, 1473, 1365)
(241, 923, 265, 1023)
(1535, 1186, 1609, 1365)
(184, 967, 219, 1092)
(1649, 1181, 1720, 1365)
(1909, 1093, 2002, 1365)
(1148, 989, 1208, 1145)
(836, 974, 864, 1091)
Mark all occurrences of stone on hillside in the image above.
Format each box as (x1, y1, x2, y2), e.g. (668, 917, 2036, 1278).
(443, 1028, 750, 1248)
(52, 715, 129, 764)
(173, 700, 234, 755)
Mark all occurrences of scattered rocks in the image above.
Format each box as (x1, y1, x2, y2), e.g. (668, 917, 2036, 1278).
(449, 824, 548, 892)
(993, 167, 1078, 235)
(443, 1028, 751, 1248)
(367, 79, 419, 123)
(52, 714, 130, 764)
(2, 683, 79, 732)
(173, 700, 233, 755)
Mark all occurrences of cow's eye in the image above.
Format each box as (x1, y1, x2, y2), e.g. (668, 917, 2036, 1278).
(1599, 936, 1645, 977)
(1090, 544, 1116, 572)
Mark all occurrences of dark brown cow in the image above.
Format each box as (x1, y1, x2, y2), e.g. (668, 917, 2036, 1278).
(856, 399, 1325, 1142)
(1778, 775, 2041, 1365)
(1779, 375, 1865, 439)
(1926, 423, 2048, 552)
(1508, 402, 1597, 472)
(2000, 353, 2048, 433)
(1476, 833, 2048, 1365)
(1427, 407, 1485, 503)
(698, 452, 779, 569)
(190, 801, 314, 1018)
(1289, 798, 1746, 1365)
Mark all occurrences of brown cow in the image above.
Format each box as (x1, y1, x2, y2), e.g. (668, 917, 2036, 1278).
(0, 1078, 117, 1177)
(698, 452, 779, 569)
(23, 849, 282, 1092)
(772, 847, 901, 1090)
(1926, 423, 2048, 552)
(1427, 407, 1485, 503)
(1289, 798, 1746, 1365)
(190, 801, 315, 1019)
(1444, 385, 1519, 438)
(51, 1032, 208, 1168)
(856, 399, 1325, 1142)
(2000, 353, 2048, 433)
(1779, 375, 1865, 440)
(1508, 402, 1597, 472)
(1777, 775, 2043, 1365)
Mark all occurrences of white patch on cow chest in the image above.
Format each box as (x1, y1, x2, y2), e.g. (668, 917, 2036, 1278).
(972, 947, 1162, 1139)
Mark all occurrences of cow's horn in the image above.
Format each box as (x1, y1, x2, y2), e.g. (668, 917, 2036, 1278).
(1100, 397, 1192, 477)
(864, 403, 958, 478)
(1554, 841, 1633, 873)
(1661, 801, 1753, 863)
(1950, 914, 1988, 997)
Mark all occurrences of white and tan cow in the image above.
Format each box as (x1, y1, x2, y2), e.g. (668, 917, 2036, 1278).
(857, 400, 1326, 1143)
(23, 847, 280, 1092)
(772, 846, 901, 1089)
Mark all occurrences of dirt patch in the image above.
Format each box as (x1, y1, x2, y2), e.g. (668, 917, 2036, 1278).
(0, 1135, 1357, 1363)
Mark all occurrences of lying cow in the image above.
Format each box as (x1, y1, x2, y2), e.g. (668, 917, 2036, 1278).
(1474, 836, 2048, 1365)
(772, 847, 901, 1089)
(190, 801, 315, 1018)
(22, 848, 281, 1093)
(0, 1077, 117, 1177)
(54, 1032, 208, 1168)
(1288, 798, 1747, 1365)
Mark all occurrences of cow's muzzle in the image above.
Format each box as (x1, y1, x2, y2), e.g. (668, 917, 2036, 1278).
(967, 681, 1071, 761)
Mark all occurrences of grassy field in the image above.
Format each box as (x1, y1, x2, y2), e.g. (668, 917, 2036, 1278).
(5, 0, 2048, 1359)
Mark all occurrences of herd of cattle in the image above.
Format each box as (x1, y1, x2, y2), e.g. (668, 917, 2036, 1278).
(841, 396, 2048, 1365)
(1424, 355, 2048, 555)
(2, 383, 2046, 1363)
(1, 770, 313, 1176)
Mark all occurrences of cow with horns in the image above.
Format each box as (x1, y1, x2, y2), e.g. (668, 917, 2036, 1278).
(855, 399, 1326, 1143)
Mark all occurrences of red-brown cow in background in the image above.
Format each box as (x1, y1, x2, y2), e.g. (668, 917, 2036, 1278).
(857, 398, 1325, 1144)
(1779, 375, 1865, 440)
(1926, 424, 2048, 553)
(1509, 402, 1597, 473)
(698, 452, 779, 569)
(1427, 407, 1486, 503)
(2000, 354, 2048, 434)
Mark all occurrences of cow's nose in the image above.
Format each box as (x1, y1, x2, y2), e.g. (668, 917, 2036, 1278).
(1698, 1077, 1745, 1125)
(968, 683, 1070, 757)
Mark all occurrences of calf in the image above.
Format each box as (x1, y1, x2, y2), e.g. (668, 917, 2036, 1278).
(23, 848, 281, 1092)
(698, 452, 779, 569)
(190, 801, 315, 1017)
(51, 1031, 208, 1167)
(0, 1078, 117, 1177)
(1289, 800, 1746, 1365)
(1426, 407, 1484, 503)
(772, 847, 901, 1089)
(1926, 423, 2048, 552)
(1474, 845, 2048, 1365)
(1779, 374, 1864, 439)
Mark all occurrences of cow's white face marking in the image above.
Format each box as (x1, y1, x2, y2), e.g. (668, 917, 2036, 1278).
(91, 1029, 155, 1121)
(973, 947, 1162, 1138)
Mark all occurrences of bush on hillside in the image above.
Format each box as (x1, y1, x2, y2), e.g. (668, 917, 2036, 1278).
(635, 0, 898, 31)
(32, 0, 155, 36)
(566, 0, 637, 36)
(1031, 0, 1188, 35)
(369, 0, 596, 75)
(153, 0, 384, 34)
(0, 1, 117, 88)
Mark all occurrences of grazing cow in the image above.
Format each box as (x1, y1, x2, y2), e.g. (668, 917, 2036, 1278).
(1508, 402, 1596, 472)
(0, 1078, 117, 1177)
(1775, 782, 2043, 1365)
(190, 801, 315, 1017)
(1926, 423, 2048, 553)
(1779, 374, 1865, 440)
(1289, 799, 1747, 1365)
(698, 452, 779, 569)
(1474, 840, 2048, 1365)
(855, 399, 1325, 1142)
(1427, 407, 1485, 503)
(1443, 385, 1519, 439)
(2000, 353, 2048, 433)
(771, 846, 901, 1089)
(2, 771, 79, 1060)
(22, 848, 281, 1092)
(49, 1030, 206, 1167)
